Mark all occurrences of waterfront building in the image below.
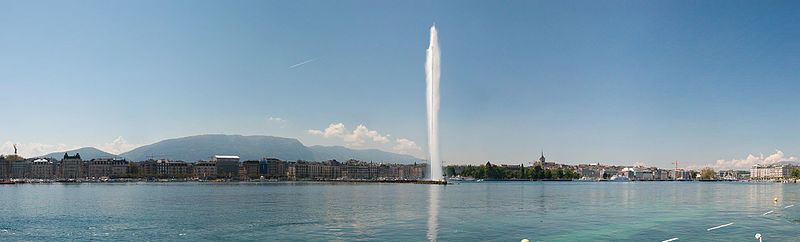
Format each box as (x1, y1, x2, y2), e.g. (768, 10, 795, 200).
(718, 170, 741, 180)
(213, 155, 240, 178)
(396, 163, 426, 180)
(0, 157, 9, 179)
(193, 161, 216, 179)
(60, 153, 83, 179)
(653, 169, 671, 180)
(533, 152, 563, 169)
(0, 155, 24, 179)
(751, 164, 792, 179)
(155, 160, 191, 178)
(622, 167, 656, 181)
(281, 159, 426, 181)
(111, 159, 129, 178)
(84, 158, 115, 178)
(137, 159, 191, 178)
(137, 160, 158, 177)
(265, 158, 287, 179)
(341, 160, 376, 180)
(259, 159, 268, 175)
(241, 160, 260, 180)
(670, 169, 691, 180)
(31, 158, 55, 179)
(11, 159, 32, 178)
(287, 161, 333, 180)
(320, 160, 342, 179)
(576, 164, 607, 180)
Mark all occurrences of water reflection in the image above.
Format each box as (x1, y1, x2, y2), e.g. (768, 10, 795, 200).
(427, 185, 440, 241)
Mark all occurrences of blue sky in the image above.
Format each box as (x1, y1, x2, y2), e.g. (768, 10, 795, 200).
(2, 0, 799, 169)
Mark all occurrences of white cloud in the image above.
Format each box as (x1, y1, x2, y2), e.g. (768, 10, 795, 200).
(393, 138, 421, 154)
(308, 123, 390, 146)
(268, 116, 288, 128)
(96, 136, 140, 155)
(345, 124, 390, 146)
(709, 149, 798, 170)
(306, 122, 426, 158)
(323, 123, 347, 138)
(1, 141, 76, 158)
(288, 57, 317, 69)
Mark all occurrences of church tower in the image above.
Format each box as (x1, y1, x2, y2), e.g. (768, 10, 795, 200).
(538, 151, 546, 163)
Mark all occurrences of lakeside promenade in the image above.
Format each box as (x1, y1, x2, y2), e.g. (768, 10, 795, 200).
(3, 152, 799, 183)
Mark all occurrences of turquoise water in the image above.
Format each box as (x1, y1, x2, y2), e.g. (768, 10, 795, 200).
(1, 182, 799, 241)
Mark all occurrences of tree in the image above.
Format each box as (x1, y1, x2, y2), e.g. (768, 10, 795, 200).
(791, 168, 800, 179)
(700, 167, 716, 180)
(533, 165, 543, 180)
(445, 166, 456, 177)
(4, 155, 23, 162)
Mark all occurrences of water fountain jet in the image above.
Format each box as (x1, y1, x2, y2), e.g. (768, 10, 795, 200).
(426, 24, 443, 182)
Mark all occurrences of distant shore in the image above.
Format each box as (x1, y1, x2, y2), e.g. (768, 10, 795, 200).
(0, 178, 449, 185)
(4, 178, 800, 185)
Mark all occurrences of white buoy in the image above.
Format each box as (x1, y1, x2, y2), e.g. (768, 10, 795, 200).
(755, 233, 762, 242)
(521, 239, 530, 242)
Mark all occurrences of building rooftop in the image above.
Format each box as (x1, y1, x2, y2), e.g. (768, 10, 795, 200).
(214, 155, 240, 159)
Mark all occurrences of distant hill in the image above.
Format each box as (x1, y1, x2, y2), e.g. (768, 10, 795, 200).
(117, 134, 423, 164)
(120, 134, 314, 162)
(43, 147, 117, 160)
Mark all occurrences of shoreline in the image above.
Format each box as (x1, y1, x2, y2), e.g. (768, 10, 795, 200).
(3, 178, 799, 185)
(0, 178, 450, 185)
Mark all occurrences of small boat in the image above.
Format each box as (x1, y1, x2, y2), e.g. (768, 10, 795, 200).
(609, 175, 630, 182)
(0, 180, 16, 185)
(447, 176, 476, 182)
(476, 179, 484, 182)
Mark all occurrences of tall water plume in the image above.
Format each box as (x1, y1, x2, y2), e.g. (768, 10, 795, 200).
(426, 25, 442, 181)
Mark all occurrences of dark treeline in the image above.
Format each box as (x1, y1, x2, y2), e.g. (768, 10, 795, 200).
(450, 164, 579, 180)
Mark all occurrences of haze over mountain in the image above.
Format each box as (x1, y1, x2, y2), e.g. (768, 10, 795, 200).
(44, 135, 423, 164)
(43, 147, 116, 160)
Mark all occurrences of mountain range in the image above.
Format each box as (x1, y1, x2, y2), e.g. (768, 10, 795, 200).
(43, 134, 424, 164)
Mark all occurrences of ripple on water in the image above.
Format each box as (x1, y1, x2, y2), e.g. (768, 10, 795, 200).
(1, 182, 799, 240)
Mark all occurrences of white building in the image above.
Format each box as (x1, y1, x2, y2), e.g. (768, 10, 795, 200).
(751, 164, 791, 179)
(31, 158, 54, 179)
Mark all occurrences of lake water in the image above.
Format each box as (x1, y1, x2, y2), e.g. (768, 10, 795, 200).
(1, 181, 799, 241)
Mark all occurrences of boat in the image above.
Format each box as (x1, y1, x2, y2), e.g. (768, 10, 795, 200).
(609, 175, 630, 182)
(447, 176, 476, 182)
(0, 180, 16, 185)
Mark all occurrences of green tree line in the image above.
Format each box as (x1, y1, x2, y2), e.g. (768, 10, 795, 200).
(453, 164, 579, 180)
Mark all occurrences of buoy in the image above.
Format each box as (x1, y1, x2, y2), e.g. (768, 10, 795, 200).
(755, 233, 762, 242)
(774, 197, 778, 203)
(521, 239, 530, 242)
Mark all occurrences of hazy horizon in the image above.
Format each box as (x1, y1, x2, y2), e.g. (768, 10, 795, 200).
(3, 0, 800, 170)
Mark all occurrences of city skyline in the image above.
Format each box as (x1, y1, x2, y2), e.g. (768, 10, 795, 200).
(3, 1, 800, 170)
